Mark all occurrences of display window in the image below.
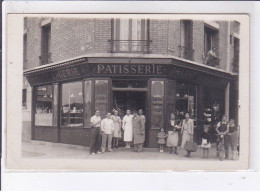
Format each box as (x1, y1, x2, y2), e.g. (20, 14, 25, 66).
(175, 83, 197, 122)
(35, 85, 53, 126)
(61, 81, 84, 127)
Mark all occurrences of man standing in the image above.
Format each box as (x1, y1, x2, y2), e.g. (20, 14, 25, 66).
(138, 109, 146, 147)
(101, 113, 114, 153)
(132, 110, 145, 152)
(216, 115, 229, 158)
(90, 110, 102, 155)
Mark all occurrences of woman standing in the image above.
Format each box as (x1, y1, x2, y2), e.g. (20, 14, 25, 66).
(181, 113, 194, 158)
(122, 109, 133, 149)
(166, 113, 181, 155)
(111, 110, 122, 148)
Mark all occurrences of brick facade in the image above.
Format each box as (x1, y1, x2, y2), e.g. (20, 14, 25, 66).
(24, 17, 239, 73)
(192, 21, 204, 64)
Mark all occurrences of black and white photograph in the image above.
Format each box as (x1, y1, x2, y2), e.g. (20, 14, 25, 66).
(5, 13, 249, 171)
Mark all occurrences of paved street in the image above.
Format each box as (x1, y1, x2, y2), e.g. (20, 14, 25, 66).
(22, 140, 233, 161)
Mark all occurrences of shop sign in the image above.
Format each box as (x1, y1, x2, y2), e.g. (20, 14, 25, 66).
(53, 67, 82, 81)
(92, 64, 166, 75)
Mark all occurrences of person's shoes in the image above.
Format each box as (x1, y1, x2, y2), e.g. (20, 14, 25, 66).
(174, 151, 178, 155)
(97, 151, 102, 154)
(91, 153, 96, 155)
(108, 149, 113, 152)
(161, 150, 164, 153)
(185, 154, 190, 158)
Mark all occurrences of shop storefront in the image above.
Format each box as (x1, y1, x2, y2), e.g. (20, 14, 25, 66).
(24, 56, 234, 148)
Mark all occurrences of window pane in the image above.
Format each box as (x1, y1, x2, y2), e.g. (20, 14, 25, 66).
(22, 89, 27, 108)
(176, 83, 197, 122)
(35, 85, 53, 126)
(61, 81, 83, 127)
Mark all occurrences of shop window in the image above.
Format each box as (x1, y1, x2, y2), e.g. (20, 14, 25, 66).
(35, 85, 53, 126)
(22, 89, 27, 108)
(175, 83, 197, 123)
(40, 24, 51, 65)
(204, 25, 220, 67)
(61, 81, 84, 127)
(111, 18, 150, 53)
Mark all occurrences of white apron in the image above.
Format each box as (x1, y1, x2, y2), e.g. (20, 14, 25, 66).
(122, 115, 133, 142)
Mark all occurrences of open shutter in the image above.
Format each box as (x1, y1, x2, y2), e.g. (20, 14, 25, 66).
(83, 79, 93, 128)
(165, 80, 176, 131)
(148, 79, 165, 147)
(94, 79, 111, 119)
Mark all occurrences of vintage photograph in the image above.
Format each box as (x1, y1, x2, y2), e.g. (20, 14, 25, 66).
(6, 14, 249, 171)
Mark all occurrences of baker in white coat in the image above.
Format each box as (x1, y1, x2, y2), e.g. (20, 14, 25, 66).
(122, 109, 133, 149)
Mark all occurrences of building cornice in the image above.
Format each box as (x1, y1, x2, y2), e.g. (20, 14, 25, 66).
(23, 53, 236, 78)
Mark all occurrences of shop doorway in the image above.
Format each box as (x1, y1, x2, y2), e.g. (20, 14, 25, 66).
(113, 91, 148, 147)
(112, 80, 149, 147)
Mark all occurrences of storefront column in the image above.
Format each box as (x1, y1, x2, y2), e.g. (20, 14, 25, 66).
(52, 83, 59, 126)
(225, 82, 230, 120)
(196, 85, 204, 144)
(148, 79, 165, 148)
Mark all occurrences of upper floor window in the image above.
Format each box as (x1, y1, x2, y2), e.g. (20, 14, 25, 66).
(204, 25, 220, 67)
(179, 20, 194, 60)
(40, 24, 51, 65)
(22, 89, 27, 108)
(233, 37, 239, 73)
(23, 33, 27, 69)
(111, 18, 150, 53)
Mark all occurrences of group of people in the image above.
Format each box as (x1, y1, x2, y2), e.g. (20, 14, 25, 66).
(157, 112, 194, 158)
(89, 109, 145, 155)
(157, 113, 239, 160)
(90, 109, 239, 160)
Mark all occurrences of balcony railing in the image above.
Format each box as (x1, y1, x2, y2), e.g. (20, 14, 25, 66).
(204, 54, 220, 67)
(109, 40, 151, 54)
(178, 45, 194, 60)
(39, 52, 52, 65)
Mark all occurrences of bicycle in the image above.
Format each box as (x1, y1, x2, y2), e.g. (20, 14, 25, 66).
(216, 133, 227, 161)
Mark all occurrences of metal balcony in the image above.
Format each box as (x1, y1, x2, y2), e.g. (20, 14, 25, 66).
(205, 54, 220, 67)
(178, 45, 194, 61)
(39, 52, 52, 65)
(109, 40, 151, 54)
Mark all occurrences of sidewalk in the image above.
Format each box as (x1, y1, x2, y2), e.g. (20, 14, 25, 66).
(22, 140, 229, 161)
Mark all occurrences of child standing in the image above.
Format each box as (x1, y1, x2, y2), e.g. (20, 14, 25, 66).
(157, 128, 167, 153)
(201, 125, 211, 158)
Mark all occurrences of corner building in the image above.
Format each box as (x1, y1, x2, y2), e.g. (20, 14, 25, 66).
(23, 17, 239, 147)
